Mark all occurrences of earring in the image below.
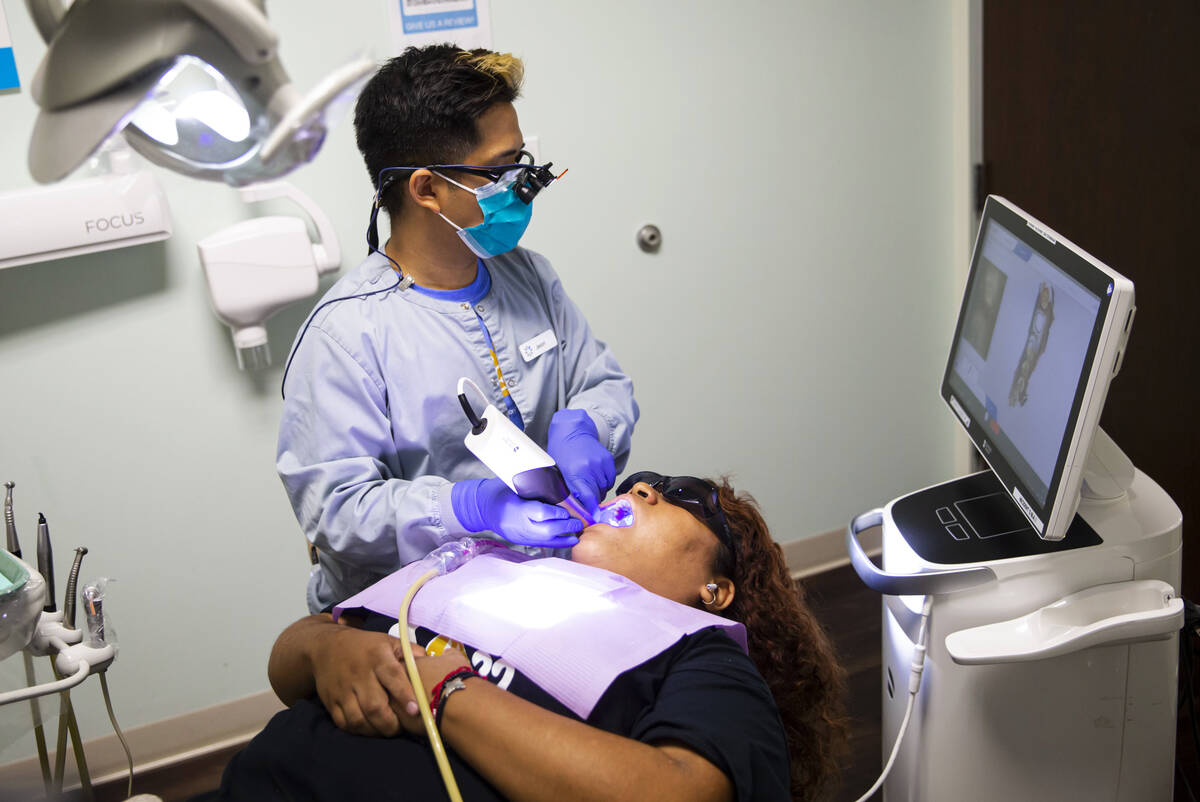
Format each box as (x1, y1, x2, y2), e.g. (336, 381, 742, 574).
(702, 583, 719, 606)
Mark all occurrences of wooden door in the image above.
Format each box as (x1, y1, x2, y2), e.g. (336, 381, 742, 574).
(984, 4, 1199, 798)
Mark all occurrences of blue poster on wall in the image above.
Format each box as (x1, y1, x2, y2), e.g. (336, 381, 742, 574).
(389, 0, 491, 51)
(0, 6, 19, 90)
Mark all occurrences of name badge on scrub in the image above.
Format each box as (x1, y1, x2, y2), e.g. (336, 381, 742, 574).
(519, 328, 557, 362)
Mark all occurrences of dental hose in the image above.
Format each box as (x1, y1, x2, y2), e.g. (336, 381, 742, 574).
(399, 568, 462, 802)
(397, 538, 491, 802)
(99, 672, 134, 801)
(55, 547, 92, 797)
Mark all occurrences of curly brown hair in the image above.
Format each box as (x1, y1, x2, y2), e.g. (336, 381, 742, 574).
(708, 479, 849, 801)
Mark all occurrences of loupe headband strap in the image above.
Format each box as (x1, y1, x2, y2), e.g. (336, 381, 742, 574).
(373, 152, 559, 207)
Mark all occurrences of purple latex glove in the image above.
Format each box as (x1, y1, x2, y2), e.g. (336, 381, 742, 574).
(546, 409, 616, 514)
(451, 478, 582, 548)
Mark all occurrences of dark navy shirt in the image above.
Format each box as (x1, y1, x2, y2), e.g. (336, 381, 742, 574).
(220, 615, 790, 801)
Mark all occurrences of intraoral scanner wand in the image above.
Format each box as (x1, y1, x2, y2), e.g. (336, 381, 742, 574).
(456, 378, 595, 525)
(559, 495, 595, 527)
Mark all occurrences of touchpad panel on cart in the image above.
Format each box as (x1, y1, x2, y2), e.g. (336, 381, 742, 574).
(891, 471, 1102, 565)
(955, 492, 1031, 539)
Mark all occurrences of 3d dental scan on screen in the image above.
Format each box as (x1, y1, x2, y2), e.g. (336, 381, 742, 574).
(846, 196, 1183, 802)
(942, 196, 1135, 544)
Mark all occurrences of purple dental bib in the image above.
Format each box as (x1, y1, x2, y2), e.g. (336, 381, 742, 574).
(333, 550, 746, 719)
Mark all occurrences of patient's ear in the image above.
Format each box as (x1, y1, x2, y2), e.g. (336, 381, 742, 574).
(702, 577, 735, 612)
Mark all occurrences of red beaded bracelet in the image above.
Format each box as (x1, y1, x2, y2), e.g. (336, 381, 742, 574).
(429, 666, 480, 726)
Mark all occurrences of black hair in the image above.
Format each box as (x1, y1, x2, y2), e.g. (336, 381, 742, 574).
(353, 44, 524, 216)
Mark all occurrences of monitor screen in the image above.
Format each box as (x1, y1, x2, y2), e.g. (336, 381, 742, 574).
(942, 197, 1133, 540)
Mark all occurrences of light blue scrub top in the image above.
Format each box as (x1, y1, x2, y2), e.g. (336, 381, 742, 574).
(277, 247, 638, 613)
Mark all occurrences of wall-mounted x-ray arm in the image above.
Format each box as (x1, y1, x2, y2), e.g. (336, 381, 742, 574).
(198, 181, 341, 370)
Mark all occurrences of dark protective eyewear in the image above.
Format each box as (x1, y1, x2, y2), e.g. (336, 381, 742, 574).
(616, 471, 737, 565)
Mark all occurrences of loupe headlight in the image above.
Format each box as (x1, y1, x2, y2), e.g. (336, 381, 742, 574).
(513, 162, 558, 204)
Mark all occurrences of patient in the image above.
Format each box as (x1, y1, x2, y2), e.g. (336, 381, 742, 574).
(220, 474, 846, 802)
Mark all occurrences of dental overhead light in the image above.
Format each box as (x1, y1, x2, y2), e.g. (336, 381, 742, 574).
(20, 0, 377, 369)
(24, 0, 374, 186)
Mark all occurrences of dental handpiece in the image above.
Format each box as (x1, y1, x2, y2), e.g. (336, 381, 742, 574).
(63, 547, 88, 630)
(4, 481, 20, 557)
(36, 513, 56, 613)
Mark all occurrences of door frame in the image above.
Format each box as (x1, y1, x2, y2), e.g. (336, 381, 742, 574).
(951, 0, 985, 476)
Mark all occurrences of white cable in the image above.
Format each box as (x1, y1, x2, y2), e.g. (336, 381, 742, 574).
(856, 685, 916, 802)
(0, 662, 88, 706)
(853, 596, 933, 802)
(456, 376, 490, 410)
(99, 672, 134, 800)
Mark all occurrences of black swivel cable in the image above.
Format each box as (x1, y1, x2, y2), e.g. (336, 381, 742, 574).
(279, 269, 406, 400)
(280, 193, 413, 399)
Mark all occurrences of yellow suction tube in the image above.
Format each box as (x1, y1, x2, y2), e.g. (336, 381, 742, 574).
(399, 568, 463, 802)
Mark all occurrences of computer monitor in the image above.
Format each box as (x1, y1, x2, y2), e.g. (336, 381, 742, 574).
(941, 196, 1135, 541)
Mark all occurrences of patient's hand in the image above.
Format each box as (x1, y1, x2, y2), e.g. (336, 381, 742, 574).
(310, 624, 421, 737)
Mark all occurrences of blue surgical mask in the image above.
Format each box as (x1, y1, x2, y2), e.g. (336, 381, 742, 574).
(435, 168, 534, 259)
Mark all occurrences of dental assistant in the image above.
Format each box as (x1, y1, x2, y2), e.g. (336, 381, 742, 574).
(277, 46, 638, 613)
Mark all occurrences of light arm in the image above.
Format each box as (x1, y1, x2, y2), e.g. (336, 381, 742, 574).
(259, 56, 376, 163)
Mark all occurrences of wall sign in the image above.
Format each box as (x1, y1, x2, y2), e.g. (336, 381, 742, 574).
(389, 0, 492, 51)
(0, 5, 19, 90)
